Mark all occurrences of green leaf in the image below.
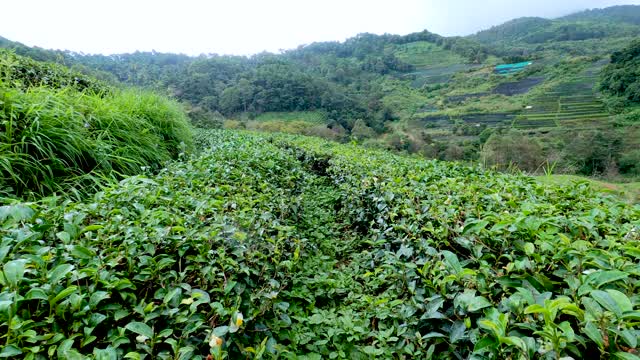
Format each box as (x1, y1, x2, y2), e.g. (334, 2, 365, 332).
(82, 225, 104, 233)
(71, 246, 96, 259)
(422, 332, 446, 339)
(124, 352, 142, 360)
(3, 259, 27, 287)
(442, 251, 462, 275)
(362, 345, 383, 355)
(51, 286, 78, 305)
(163, 287, 182, 304)
(0, 246, 11, 264)
(0, 345, 22, 357)
(583, 322, 604, 349)
(473, 336, 497, 353)
(56, 231, 71, 243)
(622, 311, 640, 320)
(89, 291, 110, 308)
(604, 289, 633, 313)
(590, 290, 629, 318)
(25, 288, 48, 301)
(308, 313, 324, 324)
(523, 243, 535, 256)
(426, 344, 435, 359)
(620, 329, 637, 349)
(524, 304, 547, 315)
(587, 270, 629, 288)
(125, 322, 154, 339)
(224, 280, 237, 295)
(213, 326, 229, 336)
(0, 204, 35, 222)
(191, 289, 210, 303)
(613, 352, 640, 360)
(48, 264, 74, 284)
(468, 296, 492, 312)
(501, 336, 527, 351)
(177, 346, 195, 360)
(93, 347, 118, 360)
(449, 321, 466, 343)
(478, 320, 501, 338)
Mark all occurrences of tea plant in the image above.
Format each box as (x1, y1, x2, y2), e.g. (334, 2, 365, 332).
(1, 129, 638, 359)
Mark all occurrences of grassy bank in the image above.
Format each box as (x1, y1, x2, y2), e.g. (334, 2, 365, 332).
(0, 51, 193, 200)
(537, 174, 640, 204)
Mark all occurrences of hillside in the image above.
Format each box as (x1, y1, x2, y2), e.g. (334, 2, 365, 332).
(562, 5, 640, 25)
(1, 9, 640, 359)
(2, 129, 639, 359)
(1, 5, 639, 180)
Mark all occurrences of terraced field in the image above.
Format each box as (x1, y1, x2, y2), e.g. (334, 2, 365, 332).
(514, 61, 610, 129)
(393, 41, 466, 69)
(417, 113, 517, 129)
(392, 41, 477, 87)
(493, 77, 545, 96)
(406, 64, 476, 87)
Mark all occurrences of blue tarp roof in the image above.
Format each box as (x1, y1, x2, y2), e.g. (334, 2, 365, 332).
(495, 61, 533, 70)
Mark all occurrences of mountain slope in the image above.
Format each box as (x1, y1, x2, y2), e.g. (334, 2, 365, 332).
(1, 5, 639, 179)
(561, 5, 640, 24)
(471, 7, 640, 46)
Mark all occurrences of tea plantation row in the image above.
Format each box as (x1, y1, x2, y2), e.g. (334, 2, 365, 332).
(1, 129, 639, 359)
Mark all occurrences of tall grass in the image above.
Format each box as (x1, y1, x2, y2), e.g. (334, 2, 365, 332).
(0, 82, 192, 199)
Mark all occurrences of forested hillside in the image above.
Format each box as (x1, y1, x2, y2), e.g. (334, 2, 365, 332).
(1, 5, 639, 179)
(601, 39, 640, 102)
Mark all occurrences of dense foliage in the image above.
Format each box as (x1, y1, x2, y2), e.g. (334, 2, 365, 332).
(474, 18, 637, 46)
(601, 39, 640, 102)
(562, 5, 640, 25)
(2, 5, 639, 180)
(0, 52, 193, 199)
(0, 50, 110, 94)
(1, 129, 638, 359)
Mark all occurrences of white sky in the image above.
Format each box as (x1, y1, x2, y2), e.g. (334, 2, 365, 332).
(1, 0, 638, 55)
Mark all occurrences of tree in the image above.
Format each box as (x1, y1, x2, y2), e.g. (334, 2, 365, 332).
(600, 39, 640, 102)
(350, 119, 376, 139)
(481, 132, 545, 172)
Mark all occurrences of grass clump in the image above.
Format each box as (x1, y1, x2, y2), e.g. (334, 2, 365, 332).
(0, 82, 192, 199)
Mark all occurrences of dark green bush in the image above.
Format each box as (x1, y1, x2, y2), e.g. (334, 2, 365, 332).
(0, 49, 110, 94)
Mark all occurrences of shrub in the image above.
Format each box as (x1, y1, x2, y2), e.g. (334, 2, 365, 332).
(619, 149, 640, 175)
(481, 131, 545, 172)
(0, 49, 110, 94)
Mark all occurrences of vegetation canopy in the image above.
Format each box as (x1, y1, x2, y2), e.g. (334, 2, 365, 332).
(1, 129, 639, 359)
(1, 5, 640, 360)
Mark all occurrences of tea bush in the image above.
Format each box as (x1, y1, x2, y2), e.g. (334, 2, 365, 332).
(0, 129, 638, 359)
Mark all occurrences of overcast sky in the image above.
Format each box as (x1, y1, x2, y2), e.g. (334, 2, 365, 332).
(1, 0, 639, 55)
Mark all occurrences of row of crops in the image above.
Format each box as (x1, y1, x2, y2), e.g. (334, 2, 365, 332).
(393, 41, 478, 88)
(515, 62, 610, 129)
(2, 129, 638, 359)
